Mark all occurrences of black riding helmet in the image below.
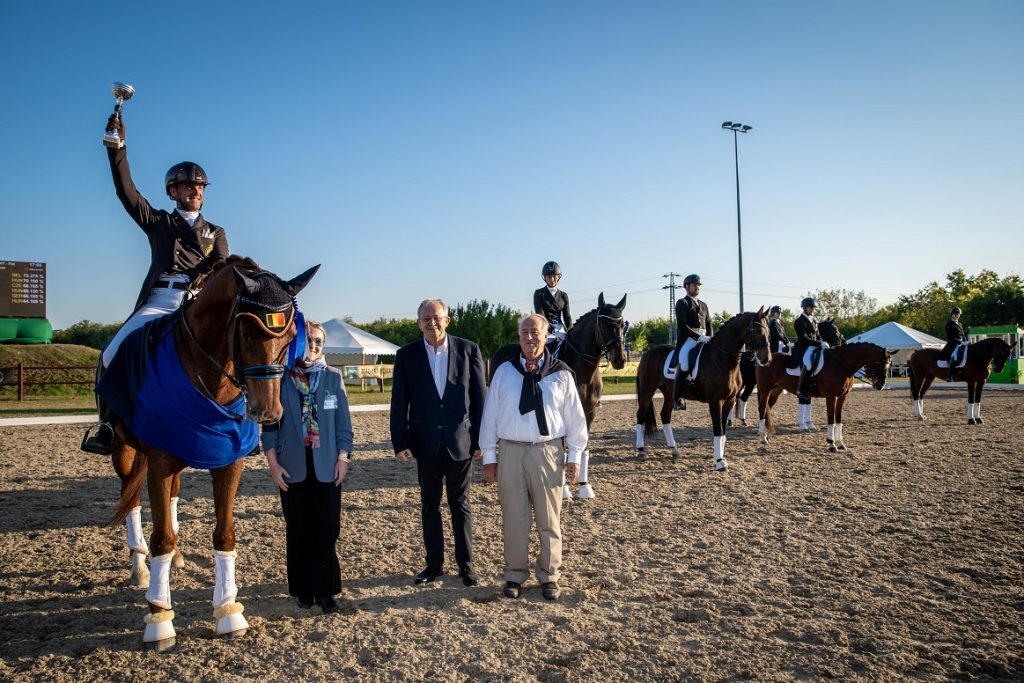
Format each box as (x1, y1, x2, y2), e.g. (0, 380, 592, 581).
(165, 162, 210, 197)
(801, 297, 816, 309)
(950, 306, 962, 315)
(542, 261, 562, 277)
(683, 274, 701, 286)
(769, 305, 782, 315)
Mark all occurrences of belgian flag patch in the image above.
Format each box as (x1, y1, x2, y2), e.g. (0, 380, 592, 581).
(265, 312, 287, 330)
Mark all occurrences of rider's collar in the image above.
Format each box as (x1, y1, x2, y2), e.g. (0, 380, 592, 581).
(175, 208, 200, 225)
(547, 286, 558, 296)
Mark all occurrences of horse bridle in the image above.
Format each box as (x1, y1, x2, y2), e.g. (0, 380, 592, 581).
(564, 309, 627, 364)
(724, 315, 770, 365)
(180, 286, 295, 415)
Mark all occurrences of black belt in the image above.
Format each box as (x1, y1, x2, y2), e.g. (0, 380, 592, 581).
(155, 280, 188, 290)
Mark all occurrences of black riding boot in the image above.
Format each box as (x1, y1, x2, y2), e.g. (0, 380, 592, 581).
(673, 375, 688, 410)
(81, 399, 114, 455)
(796, 367, 811, 401)
(948, 357, 956, 382)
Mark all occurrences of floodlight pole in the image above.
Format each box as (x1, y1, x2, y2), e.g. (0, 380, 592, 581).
(722, 121, 752, 313)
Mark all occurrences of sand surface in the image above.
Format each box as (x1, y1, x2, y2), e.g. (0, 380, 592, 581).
(1, 387, 1022, 682)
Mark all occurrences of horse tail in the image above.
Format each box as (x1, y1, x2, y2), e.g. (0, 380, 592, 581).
(644, 402, 658, 437)
(907, 363, 918, 400)
(107, 450, 148, 527)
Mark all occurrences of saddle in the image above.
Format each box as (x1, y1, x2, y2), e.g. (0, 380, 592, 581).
(938, 342, 969, 369)
(786, 347, 825, 376)
(664, 343, 705, 381)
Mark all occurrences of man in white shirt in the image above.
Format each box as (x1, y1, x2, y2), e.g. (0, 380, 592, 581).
(480, 314, 587, 601)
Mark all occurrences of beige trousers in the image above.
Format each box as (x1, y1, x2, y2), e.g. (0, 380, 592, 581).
(497, 439, 564, 584)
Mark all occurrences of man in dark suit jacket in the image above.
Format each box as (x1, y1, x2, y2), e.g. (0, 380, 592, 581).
(390, 299, 487, 587)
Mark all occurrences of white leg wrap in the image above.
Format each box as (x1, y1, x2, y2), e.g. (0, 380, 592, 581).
(170, 497, 180, 534)
(146, 551, 175, 610)
(635, 424, 645, 449)
(126, 506, 148, 555)
(836, 423, 844, 443)
(758, 418, 766, 435)
(713, 435, 725, 461)
(213, 549, 238, 609)
(576, 451, 589, 484)
(912, 399, 921, 417)
(972, 403, 981, 419)
(806, 404, 814, 426)
(143, 608, 176, 643)
(826, 424, 835, 441)
(662, 423, 677, 449)
(737, 399, 747, 421)
(726, 406, 735, 422)
(798, 404, 807, 429)
(966, 403, 973, 419)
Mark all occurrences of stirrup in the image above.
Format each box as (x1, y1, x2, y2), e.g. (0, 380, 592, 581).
(81, 422, 114, 455)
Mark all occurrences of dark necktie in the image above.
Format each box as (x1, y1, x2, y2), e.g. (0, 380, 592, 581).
(517, 359, 549, 436)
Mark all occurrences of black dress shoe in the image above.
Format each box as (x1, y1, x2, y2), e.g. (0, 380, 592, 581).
(413, 567, 443, 585)
(318, 595, 340, 614)
(296, 595, 315, 609)
(502, 581, 521, 598)
(458, 565, 479, 587)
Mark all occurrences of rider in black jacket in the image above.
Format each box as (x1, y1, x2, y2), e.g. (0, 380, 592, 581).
(672, 274, 712, 409)
(793, 297, 826, 401)
(938, 307, 968, 381)
(768, 305, 790, 353)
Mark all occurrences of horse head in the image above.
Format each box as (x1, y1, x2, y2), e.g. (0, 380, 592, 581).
(864, 345, 893, 390)
(595, 292, 628, 369)
(988, 338, 1013, 373)
(229, 262, 320, 423)
(745, 307, 772, 367)
(820, 317, 846, 346)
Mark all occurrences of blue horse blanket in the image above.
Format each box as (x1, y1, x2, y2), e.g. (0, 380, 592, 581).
(97, 316, 258, 469)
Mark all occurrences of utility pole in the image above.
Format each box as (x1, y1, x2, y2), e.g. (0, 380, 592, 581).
(663, 272, 680, 345)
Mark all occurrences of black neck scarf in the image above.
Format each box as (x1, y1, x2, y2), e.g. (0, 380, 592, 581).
(511, 351, 569, 436)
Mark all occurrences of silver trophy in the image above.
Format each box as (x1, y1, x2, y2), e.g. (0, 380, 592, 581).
(102, 82, 135, 149)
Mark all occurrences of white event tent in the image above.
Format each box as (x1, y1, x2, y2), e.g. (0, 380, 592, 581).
(320, 318, 400, 366)
(846, 321, 945, 371)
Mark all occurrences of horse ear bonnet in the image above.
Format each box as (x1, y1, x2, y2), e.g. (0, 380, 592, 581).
(236, 272, 296, 335)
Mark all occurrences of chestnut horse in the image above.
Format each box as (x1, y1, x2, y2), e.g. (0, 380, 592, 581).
(490, 293, 627, 499)
(728, 318, 845, 427)
(755, 342, 892, 451)
(907, 337, 1012, 424)
(104, 256, 317, 652)
(634, 309, 771, 471)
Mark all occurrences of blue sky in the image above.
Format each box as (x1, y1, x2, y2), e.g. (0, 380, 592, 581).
(2, 1, 1021, 329)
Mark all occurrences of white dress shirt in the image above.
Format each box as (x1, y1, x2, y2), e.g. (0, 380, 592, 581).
(423, 337, 449, 398)
(480, 357, 588, 465)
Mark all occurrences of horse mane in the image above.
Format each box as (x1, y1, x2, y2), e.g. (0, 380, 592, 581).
(717, 310, 755, 332)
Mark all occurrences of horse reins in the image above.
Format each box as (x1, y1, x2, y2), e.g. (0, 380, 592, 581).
(562, 309, 626, 367)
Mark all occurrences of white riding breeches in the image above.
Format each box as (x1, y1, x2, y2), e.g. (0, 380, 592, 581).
(102, 286, 186, 367)
(678, 337, 699, 371)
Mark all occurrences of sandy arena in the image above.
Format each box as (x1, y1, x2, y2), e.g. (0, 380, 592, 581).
(1, 387, 1022, 681)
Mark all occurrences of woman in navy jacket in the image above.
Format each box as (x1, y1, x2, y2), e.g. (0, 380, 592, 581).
(262, 320, 354, 613)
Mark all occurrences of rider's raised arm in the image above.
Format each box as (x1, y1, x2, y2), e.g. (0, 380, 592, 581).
(106, 134, 159, 232)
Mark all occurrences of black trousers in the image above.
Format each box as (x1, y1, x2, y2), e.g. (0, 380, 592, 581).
(416, 446, 473, 571)
(280, 446, 342, 598)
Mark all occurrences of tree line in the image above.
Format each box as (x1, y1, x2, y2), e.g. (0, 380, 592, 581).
(53, 269, 1022, 357)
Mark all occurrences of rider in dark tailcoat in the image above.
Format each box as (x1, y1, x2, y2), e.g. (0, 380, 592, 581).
(939, 307, 968, 380)
(793, 297, 825, 400)
(672, 274, 712, 408)
(768, 305, 790, 353)
(534, 261, 572, 333)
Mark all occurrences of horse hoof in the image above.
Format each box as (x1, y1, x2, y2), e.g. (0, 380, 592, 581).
(838, 442, 848, 451)
(967, 419, 976, 425)
(739, 419, 748, 426)
(760, 435, 768, 445)
(636, 449, 647, 461)
(976, 417, 984, 424)
(715, 459, 728, 472)
(671, 448, 681, 460)
(173, 549, 185, 569)
(829, 444, 838, 453)
(220, 628, 248, 640)
(561, 485, 572, 501)
(145, 637, 176, 654)
(726, 420, 733, 428)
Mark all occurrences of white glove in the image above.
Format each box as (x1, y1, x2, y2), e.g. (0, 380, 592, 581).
(821, 342, 830, 349)
(698, 334, 711, 344)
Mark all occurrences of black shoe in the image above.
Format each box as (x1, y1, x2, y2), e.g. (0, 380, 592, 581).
(413, 567, 444, 585)
(296, 595, 315, 609)
(541, 581, 561, 601)
(458, 565, 479, 587)
(81, 423, 114, 455)
(317, 595, 340, 614)
(502, 581, 521, 598)
(674, 398, 686, 410)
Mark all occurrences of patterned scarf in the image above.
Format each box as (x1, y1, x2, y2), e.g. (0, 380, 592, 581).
(289, 361, 323, 448)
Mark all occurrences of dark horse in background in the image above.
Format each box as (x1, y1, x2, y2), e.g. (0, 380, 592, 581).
(755, 342, 892, 452)
(103, 256, 317, 652)
(634, 309, 771, 471)
(490, 293, 627, 499)
(907, 337, 1012, 424)
(728, 318, 845, 427)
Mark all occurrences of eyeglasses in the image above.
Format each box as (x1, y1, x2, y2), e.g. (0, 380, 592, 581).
(419, 316, 448, 325)
(308, 337, 324, 346)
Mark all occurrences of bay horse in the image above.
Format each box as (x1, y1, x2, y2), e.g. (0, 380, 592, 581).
(907, 337, 1012, 424)
(728, 318, 845, 427)
(755, 342, 892, 451)
(490, 293, 627, 499)
(634, 309, 771, 471)
(104, 256, 317, 652)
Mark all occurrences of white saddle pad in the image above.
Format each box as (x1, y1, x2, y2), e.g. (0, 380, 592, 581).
(786, 348, 826, 376)
(663, 344, 705, 381)
(936, 344, 969, 369)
